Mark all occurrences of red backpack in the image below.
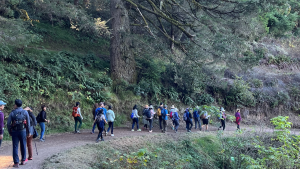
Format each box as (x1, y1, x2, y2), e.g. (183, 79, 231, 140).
(170, 112, 173, 119)
(72, 107, 78, 117)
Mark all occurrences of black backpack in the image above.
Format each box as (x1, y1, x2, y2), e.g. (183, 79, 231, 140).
(12, 111, 26, 131)
(145, 109, 151, 118)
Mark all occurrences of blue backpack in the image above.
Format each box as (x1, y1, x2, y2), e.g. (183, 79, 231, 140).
(183, 112, 188, 121)
(193, 111, 199, 118)
(130, 112, 134, 119)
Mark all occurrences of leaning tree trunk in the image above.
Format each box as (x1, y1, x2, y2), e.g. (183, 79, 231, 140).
(110, 0, 136, 83)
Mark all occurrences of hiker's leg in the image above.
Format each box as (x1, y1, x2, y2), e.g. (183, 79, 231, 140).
(198, 117, 202, 129)
(185, 121, 188, 131)
(132, 119, 135, 129)
(0, 136, 2, 147)
(136, 118, 139, 129)
(27, 135, 33, 159)
(190, 119, 193, 130)
(20, 130, 27, 162)
(159, 116, 162, 130)
(222, 120, 225, 130)
(111, 122, 114, 134)
(100, 128, 104, 139)
(97, 130, 101, 140)
(163, 120, 166, 132)
(92, 123, 96, 133)
(107, 122, 111, 133)
(74, 117, 78, 132)
(149, 119, 153, 130)
(39, 122, 45, 139)
(12, 132, 20, 164)
(78, 117, 82, 131)
(175, 120, 179, 131)
(194, 119, 197, 129)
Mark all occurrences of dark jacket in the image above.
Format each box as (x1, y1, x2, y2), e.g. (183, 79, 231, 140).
(37, 111, 47, 123)
(0, 111, 4, 135)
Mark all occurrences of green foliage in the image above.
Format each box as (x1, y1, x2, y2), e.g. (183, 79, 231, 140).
(248, 79, 263, 88)
(241, 49, 266, 67)
(268, 55, 293, 65)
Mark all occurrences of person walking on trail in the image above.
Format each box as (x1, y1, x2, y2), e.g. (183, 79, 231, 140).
(36, 105, 49, 142)
(92, 102, 107, 134)
(143, 105, 153, 132)
(157, 103, 164, 132)
(170, 105, 176, 130)
(93, 109, 107, 142)
(218, 107, 226, 131)
(143, 106, 149, 130)
(201, 107, 210, 131)
(184, 108, 193, 132)
(0, 100, 6, 148)
(161, 105, 168, 133)
(106, 105, 115, 136)
(25, 107, 37, 160)
(193, 107, 201, 131)
(7, 99, 31, 167)
(171, 105, 180, 133)
(73, 102, 83, 134)
(235, 109, 242, 130)
(131, 105, 141, 131)
(91, 103, 101, 134)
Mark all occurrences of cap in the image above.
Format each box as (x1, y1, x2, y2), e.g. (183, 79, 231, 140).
(0, 101, 7, 106)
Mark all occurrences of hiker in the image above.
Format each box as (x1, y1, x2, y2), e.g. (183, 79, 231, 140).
(107, 105, 115, 136)
(170, 105, 176, 130)
(201, 107, 209, 131)
(0, 100, 6, 148)
(93, 109, 107, 142)
(235, 109, 242, 130)
(193, 107, 201, 130)
(92, 102, 107, 135)
(73, 102, 83, 134)
(157, 103, 164, 132)
(91, 103, 101, 134)
(184, 108, 193, 132)
(143, 105, 153, 132)
(36, 105, 49, 142)
(218, 107, 226, 131)
(143, 107, 149, 130)
(7, 99, 31, 167)
(25, 107, 37, 160)
(102, 103, 108, 135)
(170, 105, 180, 133)
(161, 105, 168, 133)
(131, 105, 141, 131)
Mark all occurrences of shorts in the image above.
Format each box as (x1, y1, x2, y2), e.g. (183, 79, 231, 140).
(202, 119, 209, 125)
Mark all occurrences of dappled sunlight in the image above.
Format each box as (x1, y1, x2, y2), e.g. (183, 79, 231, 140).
(0, 156, 13, 168)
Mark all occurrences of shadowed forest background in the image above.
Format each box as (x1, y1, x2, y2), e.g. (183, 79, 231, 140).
(1, 0, 300, 168)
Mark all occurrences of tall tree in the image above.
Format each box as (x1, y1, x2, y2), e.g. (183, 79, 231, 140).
(110, 0, 136, 83)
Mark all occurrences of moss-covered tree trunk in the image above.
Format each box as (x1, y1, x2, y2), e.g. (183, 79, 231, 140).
(110, 0, 136, 83)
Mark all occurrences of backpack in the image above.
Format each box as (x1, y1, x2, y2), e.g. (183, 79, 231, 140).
(193, 111, 199, 118)
(170, 112, 173, 119)
(130, 112, 134, 119)
(157, 108, 162, 116)
(200, 112, 206, 119)
(183, 112, 188, 121)
(145, 109, 151, 118)
(11, 111, 26, 131)
(72, 107, 78, 117)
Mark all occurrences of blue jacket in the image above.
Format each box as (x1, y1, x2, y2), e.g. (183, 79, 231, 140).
(193, 111, 199, 119)
(162, 109, 168, 120)
(173, 112, 180, 121)
(95, 107, 107, 120)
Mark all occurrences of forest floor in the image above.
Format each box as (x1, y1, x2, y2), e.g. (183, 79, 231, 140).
(0, 123, 299, 169)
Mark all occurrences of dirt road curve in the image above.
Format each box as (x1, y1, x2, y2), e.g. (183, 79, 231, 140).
(0, 125, 299, 169)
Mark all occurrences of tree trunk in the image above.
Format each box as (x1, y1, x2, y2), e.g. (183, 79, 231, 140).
(110, 0, 136, 83)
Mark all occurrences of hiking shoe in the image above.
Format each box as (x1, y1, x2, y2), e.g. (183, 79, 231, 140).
(161, 129, 163, 132)
(111, 134, 114, 136)
(96, 139, 100, 143)
(91, 132, 94, 134)
(28, 157, 33, 160)
(137, 129, 141, 131)
(175, 130, 177, 133)
(101, 138, 104, 141)
(40, 139, 44, 142)
(13, 163, 19, 168)
(149, 130, 152, 133)
(20, 159, 28, 165)
(77, 131, 81, 134)
(188, 130, 191, 132)
(131, 129, 134, 131)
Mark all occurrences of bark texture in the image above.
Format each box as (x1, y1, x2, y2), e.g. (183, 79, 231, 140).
(110, 0, 136, 83)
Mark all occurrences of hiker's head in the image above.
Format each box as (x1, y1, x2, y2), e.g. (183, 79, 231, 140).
(149, 105, 154, 109)
(236, 109, 240, 112)
(160, 102, 163, 107)
(41, 105, 47, 111)
(164, 105, 167, 109)
(108, 105, 112, 110)
(0, 100, 6, 110)
(99, 102, 104, 107)
(14, 99, 22, 108)
(145, 105, 149, 109)
(133, 105, 137, 110)
(76, 102, 80, 107)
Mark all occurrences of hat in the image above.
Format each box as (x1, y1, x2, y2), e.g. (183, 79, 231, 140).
(171, 105, 175, 109)
(149, 105, 153, 109)
(221, 107, 225, 111)
(189, 108, 193, 110)
(164, 105, 168, 108)
(0, 101, 6, 106)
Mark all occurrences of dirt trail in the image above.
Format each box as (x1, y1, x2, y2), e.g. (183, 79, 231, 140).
(0, 124, 299, 169)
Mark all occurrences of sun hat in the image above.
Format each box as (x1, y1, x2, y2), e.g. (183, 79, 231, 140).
(171, 105, 175, 109)
(221, 107, 225, 111)
(149, 105, 154, 109)
(0, 101, 6, 106)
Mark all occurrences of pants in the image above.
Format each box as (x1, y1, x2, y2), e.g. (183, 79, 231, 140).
(162, 120, 167, 132)
(92, 123, 96, 133)
(147, 119, 153, 130)
(237, 124, 240, 129)
(194, 117, 202, 129)
(27, 135, 33, 159)
(186, 119, 193, 131)
(132, 118, 139, 129)
(174, 120, 179, 131)
(107, 122, 114, 134)
(39, 122, 45, 139)
(159, 116, 163, 129)
(11, 130, 27, 164)
(0, 137, 2, 147)
(219, 119, 225, 130)
(74, 116, 82, 132)
(97, 127, 104, 140)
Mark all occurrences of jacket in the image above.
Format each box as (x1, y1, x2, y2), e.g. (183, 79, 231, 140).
(95, 107, 107, 120)
(132, 109, 139, 118)
(173, 112, 180, 121)
(28, 111, 37, 135)
(37, 110, 47, 123)
(162, 109, 168, 120)
(7, 107, 31, 135)
(107, 109, 115, 122)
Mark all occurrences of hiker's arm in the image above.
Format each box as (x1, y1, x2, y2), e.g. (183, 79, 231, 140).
(6, 113, 12, 136)
(25, 111, 31, 137)
(78, 108, 83, 119)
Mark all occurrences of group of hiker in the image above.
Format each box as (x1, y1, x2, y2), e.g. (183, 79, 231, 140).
(0, 99, 242, 168)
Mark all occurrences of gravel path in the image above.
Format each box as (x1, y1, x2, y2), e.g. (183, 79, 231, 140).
(0, 123, 299, 169)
